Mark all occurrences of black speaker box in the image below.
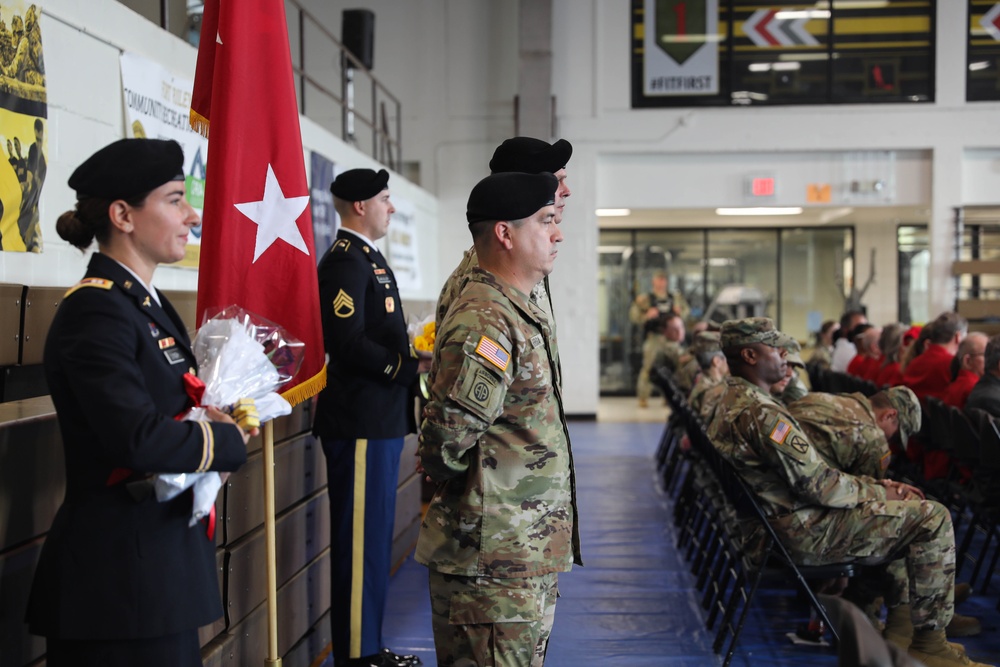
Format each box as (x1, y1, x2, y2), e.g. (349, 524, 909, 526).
(342, 9, 375, 70)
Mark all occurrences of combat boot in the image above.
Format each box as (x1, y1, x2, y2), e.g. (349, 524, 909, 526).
(909, 629, 994, 667)
(885, 606, 966, 656)
(883, 604, 913, 650)
(955, 582, 972, 605)
(947, 613, 982, 638)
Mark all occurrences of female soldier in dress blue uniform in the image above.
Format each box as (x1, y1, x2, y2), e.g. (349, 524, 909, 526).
(25, 138, 256, 667)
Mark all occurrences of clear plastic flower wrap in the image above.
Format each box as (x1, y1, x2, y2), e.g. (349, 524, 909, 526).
(154, 306, 305, 525)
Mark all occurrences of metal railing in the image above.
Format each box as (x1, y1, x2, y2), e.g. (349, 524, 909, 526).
(287, 0, 402, 170)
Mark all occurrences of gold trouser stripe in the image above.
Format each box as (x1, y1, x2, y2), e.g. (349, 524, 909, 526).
(350, 439, 368, 658)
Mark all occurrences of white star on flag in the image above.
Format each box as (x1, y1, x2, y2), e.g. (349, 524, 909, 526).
(235, 164, 310, 262)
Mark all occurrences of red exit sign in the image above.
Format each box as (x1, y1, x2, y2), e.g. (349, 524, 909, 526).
(744, 174, 776, 199)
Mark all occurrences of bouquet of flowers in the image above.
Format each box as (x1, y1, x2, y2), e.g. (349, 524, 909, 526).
(410, 317, 436, 352)
(154, 306, 305, 526)
(408, 314, 435, 399)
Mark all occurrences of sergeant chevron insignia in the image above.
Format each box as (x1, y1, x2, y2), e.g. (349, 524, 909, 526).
(333, 289, 355, 318)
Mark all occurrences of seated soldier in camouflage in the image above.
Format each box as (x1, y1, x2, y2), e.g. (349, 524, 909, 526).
(637, 312, 686, 407)
(790, 386, 982, 641)
(791, 386, 919, 480)
(688, 331, 728, 417)
(778, 340, 810, 404)
(707, 317, 993, 667)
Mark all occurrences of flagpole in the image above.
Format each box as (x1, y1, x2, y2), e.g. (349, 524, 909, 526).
(263, 420, 282, 667)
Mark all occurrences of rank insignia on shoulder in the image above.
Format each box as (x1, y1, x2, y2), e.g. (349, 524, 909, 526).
(333, 289, 355, 318)
(770, 419, 792, 445)
(333, 238, 351, 252)
(158, 336, 176, 350)
(475, 335, 510, 373)
(63, 277, 113, 298)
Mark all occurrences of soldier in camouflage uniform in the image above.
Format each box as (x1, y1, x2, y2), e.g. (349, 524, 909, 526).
(435, 137, 572, 327)
(774, 339, 809, 404)
(637, 312, 685, 407)
(687, 331, 728, 417)
(707, 317, 992, 667)
(417, 172, 581, 667)
(790, 386, 920, 480)
(790, 385, 983, 641)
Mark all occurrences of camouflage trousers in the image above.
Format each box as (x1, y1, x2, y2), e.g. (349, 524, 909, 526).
(774, 497, 955, 631)
(636, 335, 665, 401)
(427, 570, 559, 667)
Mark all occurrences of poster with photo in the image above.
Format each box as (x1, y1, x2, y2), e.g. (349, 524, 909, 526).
(120, 51, 209, 268)
(309, 151, 337, 259)
(387, 195, 421, 291)
(0, 1, 45, 253)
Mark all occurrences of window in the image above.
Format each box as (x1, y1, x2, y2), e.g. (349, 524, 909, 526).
(631, 0, 935, 107)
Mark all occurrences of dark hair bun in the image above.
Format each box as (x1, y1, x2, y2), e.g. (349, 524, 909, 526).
(56, 209, 95, 250)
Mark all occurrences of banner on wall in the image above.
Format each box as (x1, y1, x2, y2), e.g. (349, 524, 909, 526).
(309, 151, 337, 259)
(0, 1, 46, 253)
(120, 51, 209, 268)
(387, 195, 421, 291)
(642, 0, 719, 96)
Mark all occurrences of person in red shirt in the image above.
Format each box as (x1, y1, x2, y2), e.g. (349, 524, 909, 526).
(873, 323, 906, 387)
(943, 332, 988, 409)
(903, 312, 967, 478)
(847, 325, 883, 382)
(903, 312, 966, 402)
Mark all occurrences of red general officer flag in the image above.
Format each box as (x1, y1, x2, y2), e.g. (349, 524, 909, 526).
(190, 0, 325, 406)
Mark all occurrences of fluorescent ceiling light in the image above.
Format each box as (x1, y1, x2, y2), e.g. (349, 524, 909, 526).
(715, 207, 803, 216)
(775, 10, 831, 19)
(749, 61, 801, 72)
(815, 0, 889, 8)
(596, 208, 631, 217)
(780, 53, 836, 61)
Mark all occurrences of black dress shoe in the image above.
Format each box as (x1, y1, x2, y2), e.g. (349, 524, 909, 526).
(380, 647, 422, 666)
(339, 649, 422, 667)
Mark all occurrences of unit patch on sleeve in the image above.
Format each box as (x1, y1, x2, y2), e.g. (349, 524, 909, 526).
(454, 364, 504, 421)
(475, 335, 511, 373)
(333, 289, 355, 318)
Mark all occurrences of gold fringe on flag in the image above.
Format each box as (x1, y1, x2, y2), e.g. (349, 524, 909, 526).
(280, 365, 327, 407)
(190, 109, 211, 138)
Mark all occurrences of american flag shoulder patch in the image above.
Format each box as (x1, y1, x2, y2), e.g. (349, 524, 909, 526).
(770, 419, 792, 445)
(475, 335, 510, 372)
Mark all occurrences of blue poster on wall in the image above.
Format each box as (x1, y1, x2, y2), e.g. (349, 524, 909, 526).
(310, 151, 337, 261)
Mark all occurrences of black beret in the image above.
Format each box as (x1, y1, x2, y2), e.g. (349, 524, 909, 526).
(68, 138, 184, 200)
(489, 137, 573, 174)
(330, 168, 389, 202)
(467, 172, 558, 225)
